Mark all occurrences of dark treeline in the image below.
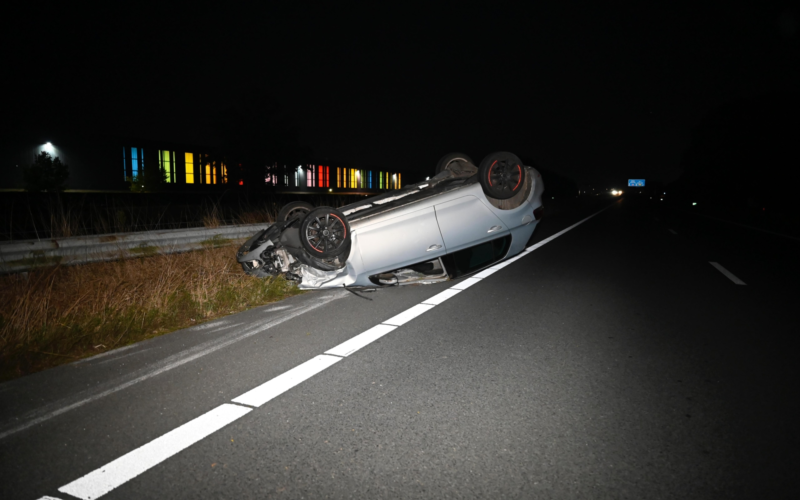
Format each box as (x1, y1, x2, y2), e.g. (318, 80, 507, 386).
(520, 158, 578, 198)
(670, 90, 800, 231)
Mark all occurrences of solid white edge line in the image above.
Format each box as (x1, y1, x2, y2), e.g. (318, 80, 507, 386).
(524, 204, 612, 254)
(449, 277, 482, 290)
(421, 288, 462, 305)
(488, 260, 513, 270)
(46, 202, 616, 500)
(709, 262, 746, 285)
(473, 268, 498, 279)
(325, 324, 397, 357)
(382, 303, 436, 326)
(59, 404, 251, 500)
(232, 355, 341, 408)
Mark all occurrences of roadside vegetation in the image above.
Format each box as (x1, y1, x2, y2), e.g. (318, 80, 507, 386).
(0, 242, 303, 382)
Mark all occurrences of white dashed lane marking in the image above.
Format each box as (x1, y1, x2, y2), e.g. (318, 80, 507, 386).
(710, 262, 746, 285)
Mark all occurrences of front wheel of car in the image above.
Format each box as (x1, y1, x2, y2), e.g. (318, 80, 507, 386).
(478, 152, 527, 200)
(299, 207, 352, 258)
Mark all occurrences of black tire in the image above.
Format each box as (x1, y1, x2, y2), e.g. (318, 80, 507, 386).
(435, 152, 473, 175)
(299, 207, 351, 258)
(478, 152, 527, 200)
(276, 201, 314, 223)
(307, 241, 351, 271)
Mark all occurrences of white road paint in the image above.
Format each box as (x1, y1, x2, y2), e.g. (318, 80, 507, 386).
(232, 355, 341, 407)
(420, 288, 462, 305)
(473, 267, 499, 279)
(523, 209, 606, 254)
(37, 496, 63, 500)
(59, 404, 251, 500)
(487, 259, 514, 271)
(0, 292, 345, 441)
(73, 344, 138, 364)
(383, 304, 436, 326)
(326, 324, 398, 357)
(668, 229, 677, 235)
(96, 347, 154, 366)
(263, 304, 294, 313)
(47, 205, 613, 499)
(449, 277, 482, 290)
(710, 262, 746, 285)
(205, 322, 246, 334)
(189, 320, 230, 331)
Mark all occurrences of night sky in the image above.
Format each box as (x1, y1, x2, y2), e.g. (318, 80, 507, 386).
(5, 3, 798, 186)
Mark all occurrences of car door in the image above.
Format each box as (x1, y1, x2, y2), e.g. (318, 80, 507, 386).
(434, 195, 509, 253)
(356, 206, 446, 274)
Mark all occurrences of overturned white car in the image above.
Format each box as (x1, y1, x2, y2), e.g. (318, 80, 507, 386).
(236, 152, 544, 289)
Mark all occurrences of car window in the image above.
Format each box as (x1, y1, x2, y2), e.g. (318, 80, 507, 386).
(442, 235, 511, 278)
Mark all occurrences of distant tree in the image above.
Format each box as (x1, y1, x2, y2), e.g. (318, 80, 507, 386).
(677, 91, 800, 209)
(23, 151, 70, 192)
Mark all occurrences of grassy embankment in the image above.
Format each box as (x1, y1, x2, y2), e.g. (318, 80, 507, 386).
(0, 242, 303, 382)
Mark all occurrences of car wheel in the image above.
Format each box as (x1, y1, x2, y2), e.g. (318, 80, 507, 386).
(307, 243, 351, 271)
(299, 207, 351, 258)
(276, 201, 314, 223)
(478, 152, 527, 200)
(435, 152, 474, 175)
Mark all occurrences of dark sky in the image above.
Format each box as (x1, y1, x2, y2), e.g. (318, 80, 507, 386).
(5, 2, 798, 186)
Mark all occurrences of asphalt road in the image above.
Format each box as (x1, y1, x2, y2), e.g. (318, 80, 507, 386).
(1, 195, 797, 499)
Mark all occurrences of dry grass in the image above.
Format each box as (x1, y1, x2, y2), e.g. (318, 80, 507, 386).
(0, 243, 303, 381)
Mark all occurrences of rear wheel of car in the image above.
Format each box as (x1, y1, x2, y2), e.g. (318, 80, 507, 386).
(276, 201, 314, 223)
(299, 207, 351, 258)
(435, 152, 474, 175)
(478, 152, 527, 200)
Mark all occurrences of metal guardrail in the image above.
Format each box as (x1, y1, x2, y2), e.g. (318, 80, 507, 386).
(0, 223, 271, 274)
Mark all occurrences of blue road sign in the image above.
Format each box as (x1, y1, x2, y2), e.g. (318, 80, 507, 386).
(628, 179, 645, 187)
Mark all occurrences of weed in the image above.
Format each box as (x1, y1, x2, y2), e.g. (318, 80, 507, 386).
(0, 243, 303, 381)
